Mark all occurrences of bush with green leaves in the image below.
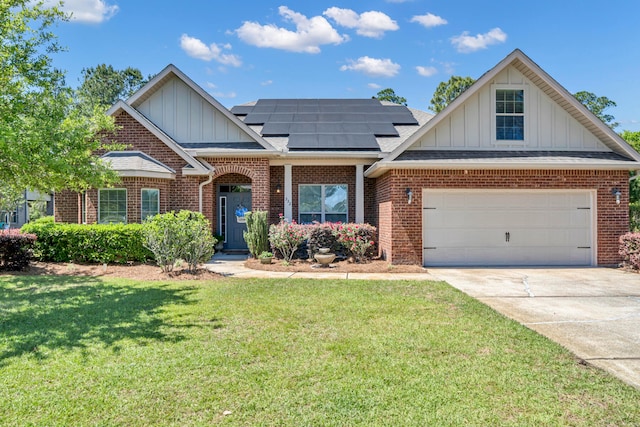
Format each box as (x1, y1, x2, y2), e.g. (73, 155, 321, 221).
(0, 229, 37, 271)
(630, 202, 640, 232)
(243, 210, 269, 258)
(307, 223, 342, 256)
(21, 221, 151, 264)
(142, 210, 215, 273)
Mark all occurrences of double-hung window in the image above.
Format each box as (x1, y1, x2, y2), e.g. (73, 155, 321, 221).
(299, 184, 347, 223)
(141, 188, 160, 221)
(495, 88, 524, 141)
(98, 189, 127, 224)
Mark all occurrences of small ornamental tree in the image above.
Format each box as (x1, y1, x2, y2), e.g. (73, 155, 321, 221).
(176, 210, 215, 273)
(269, 220, 309, 262)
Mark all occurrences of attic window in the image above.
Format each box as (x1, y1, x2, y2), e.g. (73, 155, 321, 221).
(495, 89, 524, 141)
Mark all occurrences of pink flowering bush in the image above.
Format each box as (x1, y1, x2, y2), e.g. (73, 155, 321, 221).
(619, 232, 640, 270)
(269, 220, 309, 262)
(334, 223, 376, 263)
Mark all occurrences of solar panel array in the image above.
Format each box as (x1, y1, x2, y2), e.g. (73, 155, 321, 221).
(230, 99, 419, 151)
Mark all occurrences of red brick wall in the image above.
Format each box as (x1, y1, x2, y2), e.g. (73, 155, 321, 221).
(376, 169, 629, 266)
(269, 166, 285, 224)
(54, 190, 81, 223)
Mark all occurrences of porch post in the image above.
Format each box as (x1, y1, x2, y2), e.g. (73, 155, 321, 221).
(284, 164, 293, 222)
(355, 164, 364, 223)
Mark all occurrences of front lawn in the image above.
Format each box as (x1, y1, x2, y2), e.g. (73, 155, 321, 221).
(0, 275, 638, 426)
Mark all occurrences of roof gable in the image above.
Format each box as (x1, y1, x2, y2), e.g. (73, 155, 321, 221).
(126, 65, 278, 153)
(366, 49, 640, 176)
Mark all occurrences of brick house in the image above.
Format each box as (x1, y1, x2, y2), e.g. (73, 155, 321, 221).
(55, 49, 640, 266)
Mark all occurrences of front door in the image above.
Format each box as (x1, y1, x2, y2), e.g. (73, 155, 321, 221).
(218, 184, 252, 251)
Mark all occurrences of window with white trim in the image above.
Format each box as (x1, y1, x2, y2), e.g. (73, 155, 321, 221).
(98, 189, 127, 224)
(299, 184, 347, 223)
(141, 188, 160, 221)
(495, 89, 524, 141)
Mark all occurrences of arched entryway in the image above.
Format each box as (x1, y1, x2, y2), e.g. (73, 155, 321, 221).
(212, 169, 253, 252)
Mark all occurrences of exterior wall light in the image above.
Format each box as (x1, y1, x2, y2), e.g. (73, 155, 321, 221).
(611, 188, 621, 205)
(276, 184, 282, 194)
(406, 187, 413, 204)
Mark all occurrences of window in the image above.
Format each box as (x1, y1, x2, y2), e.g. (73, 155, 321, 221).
(141, 189, 160, 221)
(299, 184, 347, 223)
(495, 89, 524, 140)
(98, 189, 127, 224)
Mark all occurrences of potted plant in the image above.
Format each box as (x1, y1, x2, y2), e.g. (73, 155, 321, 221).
(213, 234, 224, 251)
(259, 251, 273, 264)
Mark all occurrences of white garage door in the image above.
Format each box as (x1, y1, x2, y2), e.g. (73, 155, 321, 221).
(422, 190, 594, 267)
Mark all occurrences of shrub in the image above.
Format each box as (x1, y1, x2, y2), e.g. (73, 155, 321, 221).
(619, 232, 640, 270)
(307, 223, 342, 256)
(630, 202, 640, 232)
(269, 221, 308, 262)
(143, 211, 216, 273)
(243, 210, 269, 258)
(142, 212, 184, 272)
(20, 221, 151, 264)
(334, 223, 377, 263)
(0, 229, 37, 271)
(175, 210, 216, 273)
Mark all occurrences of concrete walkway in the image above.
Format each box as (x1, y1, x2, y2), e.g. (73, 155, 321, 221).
(205, 252, 438, 281)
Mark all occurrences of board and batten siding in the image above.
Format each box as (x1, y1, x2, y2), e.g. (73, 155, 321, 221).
(136, 76, 254, 144)
(410, 65, 607, 151)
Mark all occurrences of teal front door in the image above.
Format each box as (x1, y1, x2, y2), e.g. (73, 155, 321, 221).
(218, 185, 251, 251)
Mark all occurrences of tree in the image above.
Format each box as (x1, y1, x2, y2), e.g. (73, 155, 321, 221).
(429, 76, 476, 113)
(0, 1, 120, 198)
(373, 88, 407, 106)
(621, 131, 640, 206)
(76, 64, 148, 115)
(574, 91, 618, 129)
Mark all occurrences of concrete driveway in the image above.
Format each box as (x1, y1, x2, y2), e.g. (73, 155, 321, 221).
(429, 268, 640, 389)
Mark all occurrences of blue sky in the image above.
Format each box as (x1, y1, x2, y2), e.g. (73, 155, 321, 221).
(50, 0, 640, 131)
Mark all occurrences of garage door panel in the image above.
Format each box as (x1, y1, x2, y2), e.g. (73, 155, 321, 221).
(423, 190, 593, 267)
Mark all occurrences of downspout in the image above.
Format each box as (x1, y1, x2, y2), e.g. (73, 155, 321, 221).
(199, 171, 215, 214)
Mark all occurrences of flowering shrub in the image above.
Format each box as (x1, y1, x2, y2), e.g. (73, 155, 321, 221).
(334, 223, 376, 263)
(619, 232, 640, 270)
(269, 220, 309, 262)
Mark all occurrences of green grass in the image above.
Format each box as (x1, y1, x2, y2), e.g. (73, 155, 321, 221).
(0, 275, 638, 426)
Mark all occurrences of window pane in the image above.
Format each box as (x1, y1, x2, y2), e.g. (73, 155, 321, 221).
(299, 185, 322, 212)
(99, 189, 126, 224)
(325, 185, 347, 213)
(300, 213, 321, 224)
(141, 189, 159, 221)
(325, 213, 347, 223)
(496, 115, 524, 140)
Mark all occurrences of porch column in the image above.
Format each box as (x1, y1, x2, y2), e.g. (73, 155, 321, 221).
(355, 164, 364, 223)
(284, 164, 293, 222)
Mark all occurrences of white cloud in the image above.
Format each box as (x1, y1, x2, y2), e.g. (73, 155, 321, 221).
(261, 80, 273, 86)
(323, 7, 399, 38)
(235, 6, 348, 54)
(410, 13, 447, 28)
(416, 65, 437, 77)
(368, 83, 382, 89)
(41, 0, 118, 23)
(180, 35, 242, 67)
(340, 56, 400, 77)
(451, 27, 507, 53)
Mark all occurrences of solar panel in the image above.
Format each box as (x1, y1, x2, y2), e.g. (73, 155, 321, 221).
(231, 98, 419, 151)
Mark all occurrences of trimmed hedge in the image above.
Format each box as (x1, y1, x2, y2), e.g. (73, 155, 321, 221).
(21, 220, 152, 264)
(619, 232, 640, 270)
(0, 229, 37, 271)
